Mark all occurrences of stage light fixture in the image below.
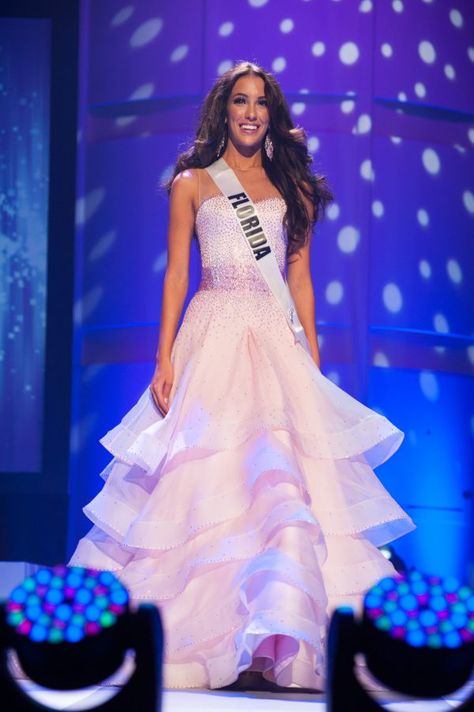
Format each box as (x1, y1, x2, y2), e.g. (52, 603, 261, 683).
(327, 570, 474, 711)
(0, 565, 163, 711)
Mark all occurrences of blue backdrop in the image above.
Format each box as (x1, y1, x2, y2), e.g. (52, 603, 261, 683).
(66, 0, 474, 581)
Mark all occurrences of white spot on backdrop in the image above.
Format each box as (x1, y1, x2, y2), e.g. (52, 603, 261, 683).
(153, 251, 168, 273)
(311, 41, 326, 57)
(218, 60, 232, 75)
(449, 9, 463, 28)
(383, 283, 402, 313)
(116, 115, 136, 128)
(170, 45, 188, 62)
(291, 102, 306, 116)
(398, 91, 407, 102)
(327, 203, 340, 220)
(160, 164, 174, 184)
(462, 190, 474, 213)
(360, 158, 375, 181)
(70, 414, 99, 455)
(419, 371, 439, 402)
(111, 6, 134, 27)
(417, 208, 429, 226)
(341, 99, 355, 113)
(326, 280, 344, 304)
(467, 346, 474, 366)
(415, 82, 426, 98)
(381, 43, 393, 58)
(390, 136, 402, 144)
(468, 128, 474, 144)
(392, 0, 404, 12)
(359, 0, 373, 12)
(272, 57, 287, 73)
(130, 83, 154, 100)
(419, 260, 431, 278)
(372, 200, 384, 217)
(218, 21, 234, 37)
(307, 136, 320, 152)
(115, 83, 154, 128)
(327, 371, 340, 385)
(422, 147, 440, 175)
(355, 114, 371, 134)
(373, 351, 389, 367)
(280, 18, 294, 33)
(446, 259, 462, 284)
(76, 188, 105, 226)
(337, 225, 360, 253)
(444, 64, 456, 80)
(89, 230, 117, 262)
(433, 313, 449, 333)
(248, 0, 269, 6)
(130, 18, 163, 48)
(73, 287, 104, 324)
(468, 47, 474, 63)
(419, 40, 436, 64)
(339, 41, 360, 65)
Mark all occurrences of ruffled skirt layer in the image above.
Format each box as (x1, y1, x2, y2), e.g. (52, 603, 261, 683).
(69, 289, 415, 689)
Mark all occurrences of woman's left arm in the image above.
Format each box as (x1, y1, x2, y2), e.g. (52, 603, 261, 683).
(287, 241, 321, 368)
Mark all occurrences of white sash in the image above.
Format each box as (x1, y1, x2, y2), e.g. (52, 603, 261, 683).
(205, 157, 311, 355)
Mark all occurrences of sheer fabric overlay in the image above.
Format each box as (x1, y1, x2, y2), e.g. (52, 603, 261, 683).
(70, 170, 415, 690)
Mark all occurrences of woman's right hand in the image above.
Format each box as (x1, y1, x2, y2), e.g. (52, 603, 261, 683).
(149, 358, 174, 416)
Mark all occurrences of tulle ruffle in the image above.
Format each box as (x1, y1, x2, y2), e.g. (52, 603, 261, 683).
(69, 289, 415, 689)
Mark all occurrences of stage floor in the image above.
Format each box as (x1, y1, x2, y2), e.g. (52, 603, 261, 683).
(15, 679, 474, 710)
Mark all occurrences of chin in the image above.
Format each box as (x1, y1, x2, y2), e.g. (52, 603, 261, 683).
(233, 137, 263, 152)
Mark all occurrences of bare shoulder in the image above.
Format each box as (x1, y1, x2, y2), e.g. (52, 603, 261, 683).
(170, 168, 201, 209)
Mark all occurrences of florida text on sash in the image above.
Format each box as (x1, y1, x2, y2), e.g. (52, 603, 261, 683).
(226, 192, 271, 261)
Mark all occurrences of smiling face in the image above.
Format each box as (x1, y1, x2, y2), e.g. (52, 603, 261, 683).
(225, 73, 270, 156)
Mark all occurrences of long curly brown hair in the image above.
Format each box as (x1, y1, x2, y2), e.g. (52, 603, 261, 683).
(166, 61, 334, 258)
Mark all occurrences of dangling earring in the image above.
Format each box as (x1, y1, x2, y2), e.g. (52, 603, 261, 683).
(264, 132, 274, 161)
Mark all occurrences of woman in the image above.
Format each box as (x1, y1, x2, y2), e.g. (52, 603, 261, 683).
(70, 61, 415, 691)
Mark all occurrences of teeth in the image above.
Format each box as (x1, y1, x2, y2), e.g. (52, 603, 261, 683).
(241, 125, 257, 130)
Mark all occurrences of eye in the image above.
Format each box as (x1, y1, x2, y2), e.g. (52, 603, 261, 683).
(258, 98, 268, 106)
(233, 96, 246, 104)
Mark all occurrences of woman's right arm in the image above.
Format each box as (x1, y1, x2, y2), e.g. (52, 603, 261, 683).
(150, 170, 196, 415)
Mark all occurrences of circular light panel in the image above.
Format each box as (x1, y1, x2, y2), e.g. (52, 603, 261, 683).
(6, 566, 129, 645)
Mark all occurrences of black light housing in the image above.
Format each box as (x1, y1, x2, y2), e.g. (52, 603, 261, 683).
(327, 570, 474, 711)
(0, 565, 163, 711)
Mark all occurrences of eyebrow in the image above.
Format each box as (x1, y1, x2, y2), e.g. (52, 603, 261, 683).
(232, 91, 267, 99)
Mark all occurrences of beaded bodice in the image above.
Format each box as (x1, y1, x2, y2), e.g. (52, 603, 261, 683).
(195, 194, 288, 293)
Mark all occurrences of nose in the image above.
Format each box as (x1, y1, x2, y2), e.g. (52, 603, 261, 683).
(245, 103, 257, 121)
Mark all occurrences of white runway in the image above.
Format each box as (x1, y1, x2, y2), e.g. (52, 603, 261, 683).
(13, 678, 474, 711)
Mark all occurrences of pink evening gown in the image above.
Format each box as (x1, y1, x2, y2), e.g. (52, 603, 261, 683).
(69, 190, 416, 690)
